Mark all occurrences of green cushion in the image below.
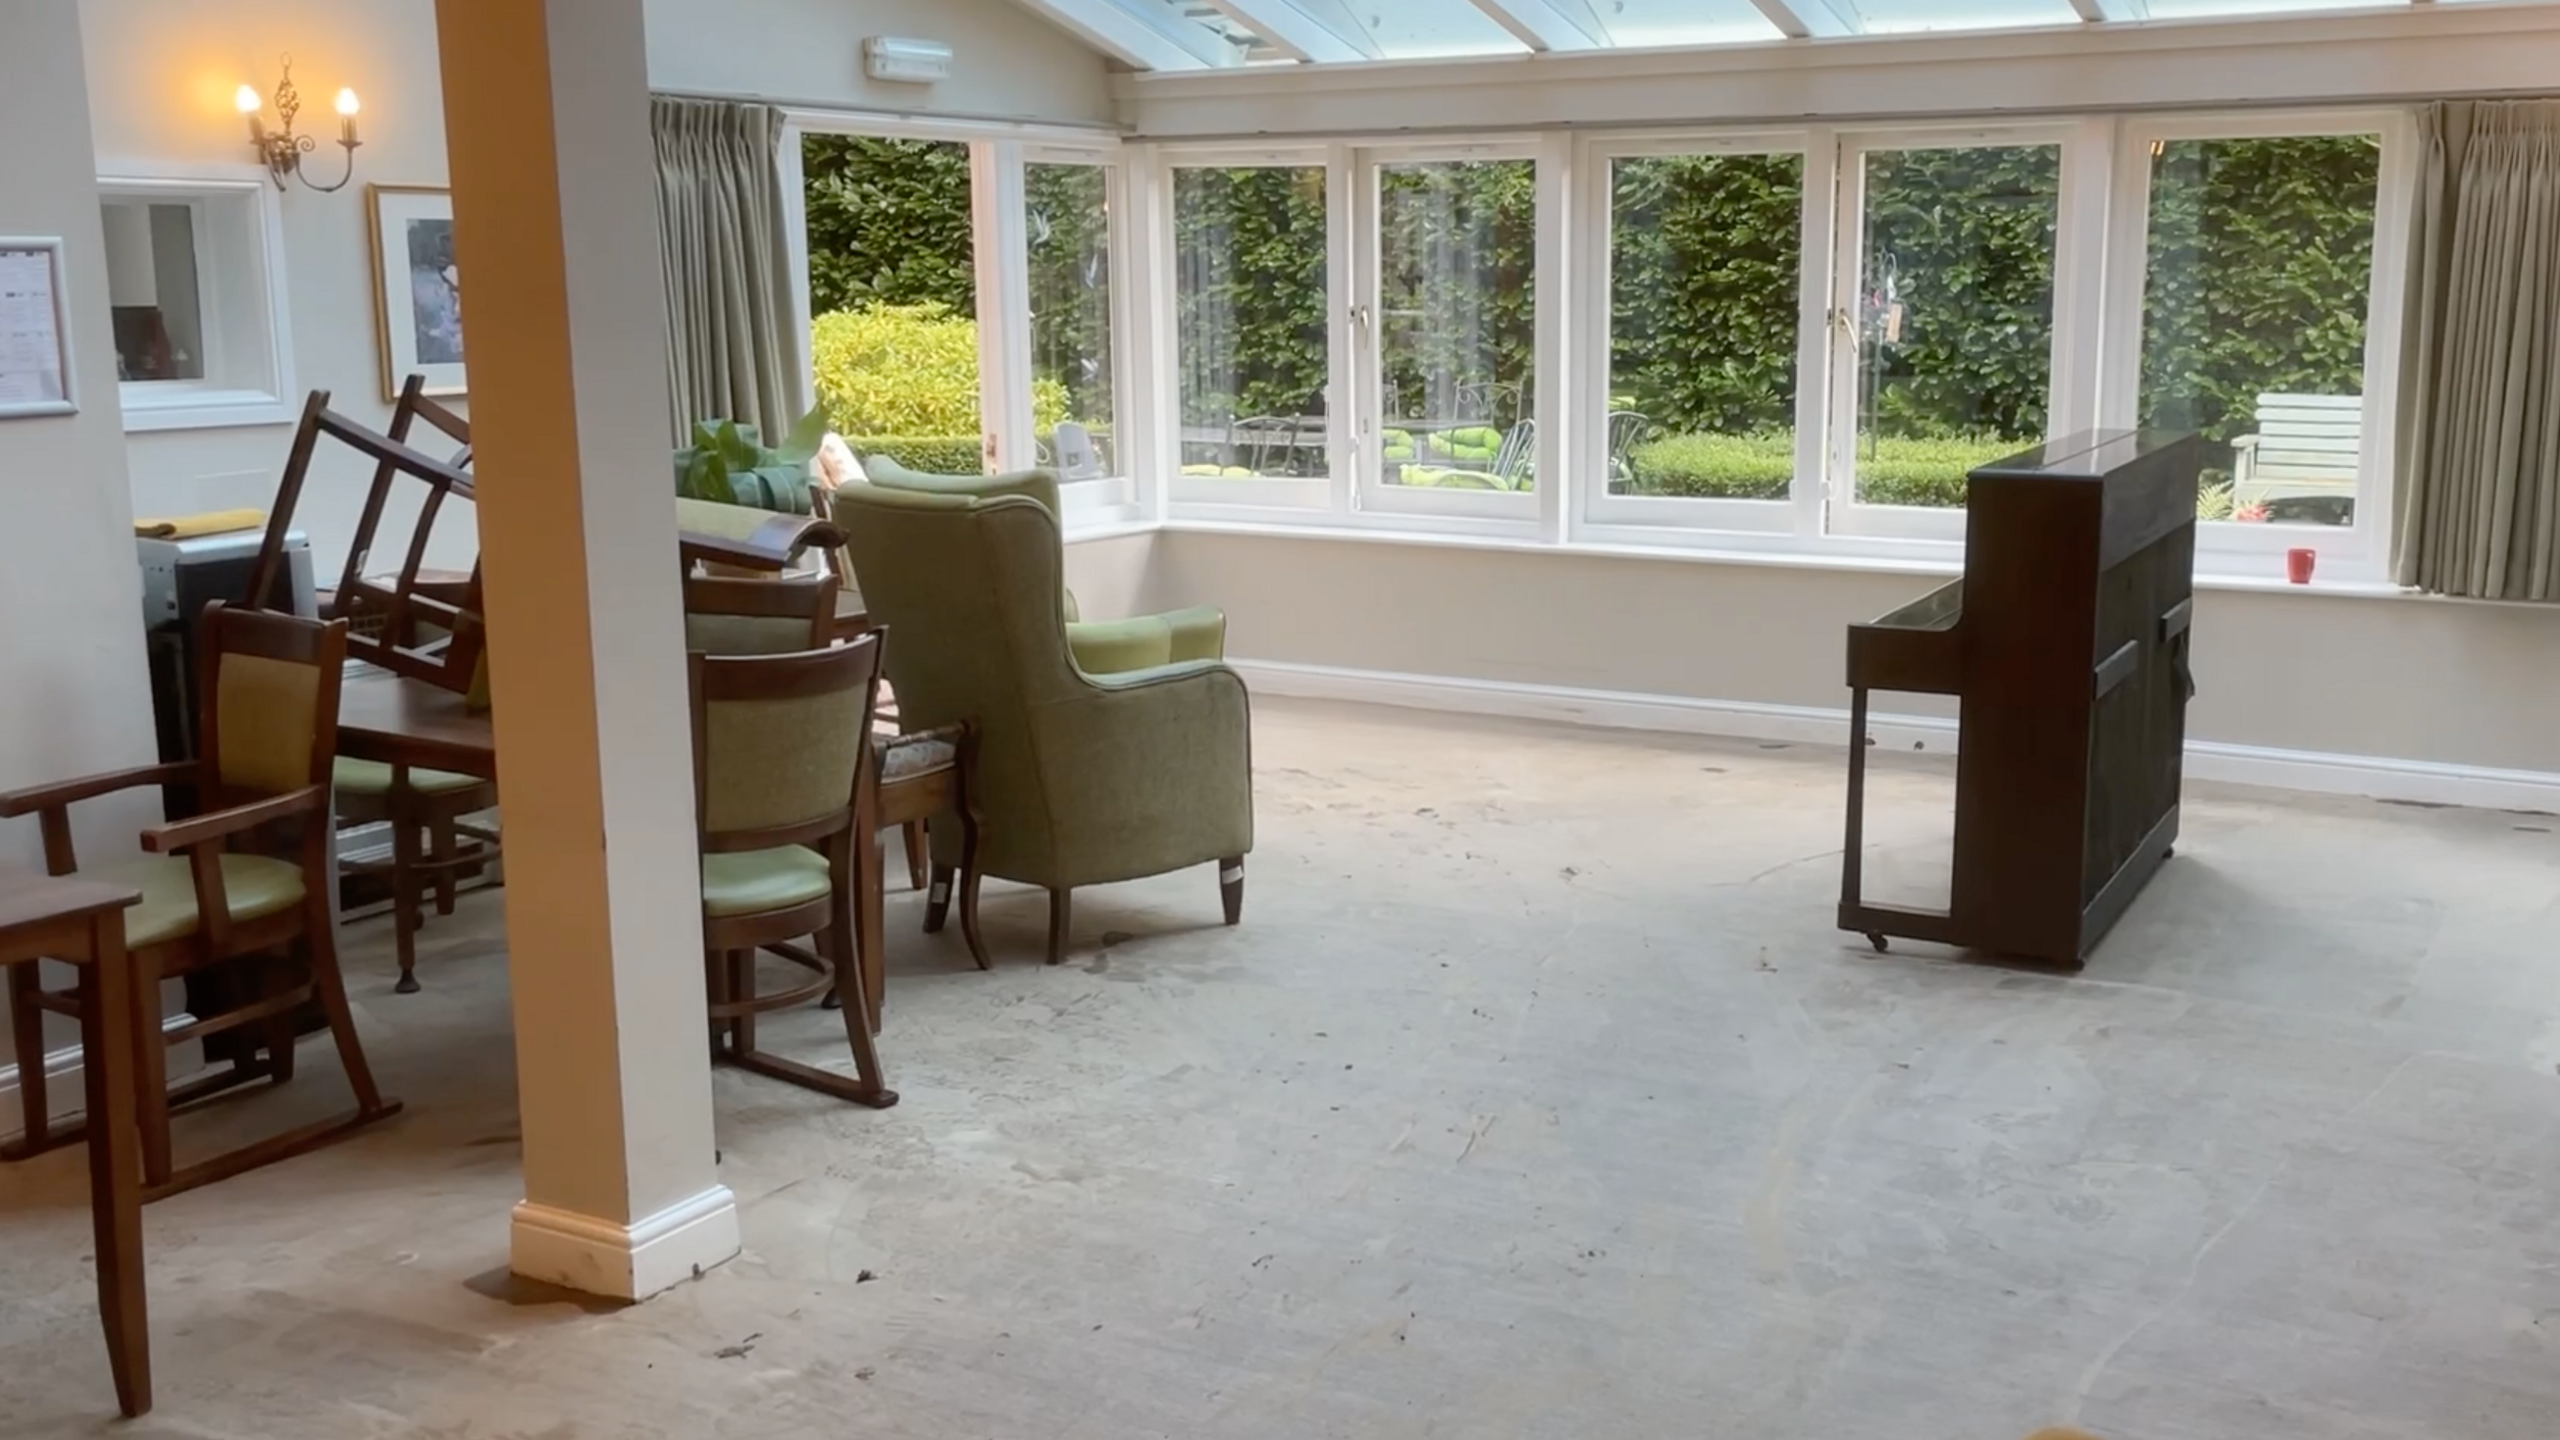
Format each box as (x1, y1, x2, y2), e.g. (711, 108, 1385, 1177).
(333, 757, 484, 796)
(100, 854, 307, 950)
(700, 845, 831, 918)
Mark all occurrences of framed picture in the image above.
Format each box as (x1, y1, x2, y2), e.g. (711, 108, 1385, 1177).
(367, 185, 465, 399)
(0, 236, 77, 419)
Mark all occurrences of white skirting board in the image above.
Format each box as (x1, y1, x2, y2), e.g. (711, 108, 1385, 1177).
(1231, 658, 2560, 814)
(511, 1185, 742, 1301)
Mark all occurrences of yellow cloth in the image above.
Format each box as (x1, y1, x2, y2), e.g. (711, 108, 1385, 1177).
(135, 508, 266, 540)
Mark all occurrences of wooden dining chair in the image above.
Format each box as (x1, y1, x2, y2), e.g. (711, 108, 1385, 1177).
(691, 634, 896, 1108)
(0, 605, 401, 1196)
(246, 384, 500, 995)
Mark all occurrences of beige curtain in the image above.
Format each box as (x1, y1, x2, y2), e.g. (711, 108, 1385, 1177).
(653, 95, 795, 446)
(2394, 100, 2560, 600)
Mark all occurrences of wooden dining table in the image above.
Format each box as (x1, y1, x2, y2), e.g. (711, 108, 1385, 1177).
(0, 867, 149, 1416)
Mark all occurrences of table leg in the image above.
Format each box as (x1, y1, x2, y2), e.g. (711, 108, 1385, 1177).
(79, 917, 151, 1417)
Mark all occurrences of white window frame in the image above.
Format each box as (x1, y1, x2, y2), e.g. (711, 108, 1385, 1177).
(1573, 129, 1830, 548)
(1824, 120, 2110, 545)
(2101, 107, 2412, 581)
(778, 110, 1139, 529)
(1158, 143, 1341, 520)
(1349, 140, 1543, 537)
(1021, 143, 1139, 520)
(96, 171, 296, 433)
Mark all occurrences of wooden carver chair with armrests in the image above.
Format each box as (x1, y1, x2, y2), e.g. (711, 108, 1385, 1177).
(247, 383, 498, 994)
(0, 605, 400, 1195)
(690, 629, 895, 1108)
(682, 572, 988, 1027)
(832, 480, 1252, 968)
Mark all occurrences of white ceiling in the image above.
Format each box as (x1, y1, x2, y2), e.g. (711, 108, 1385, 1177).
(1014, 0, 2544, 69)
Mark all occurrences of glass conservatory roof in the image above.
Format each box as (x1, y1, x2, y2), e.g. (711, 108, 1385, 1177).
(1029, 0, 2541, 68)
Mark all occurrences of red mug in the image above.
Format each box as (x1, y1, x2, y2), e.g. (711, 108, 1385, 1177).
(2286, 547, 2317, 585)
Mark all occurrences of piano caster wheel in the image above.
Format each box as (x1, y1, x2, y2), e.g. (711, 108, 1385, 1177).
(1866, 933, 1889, 954)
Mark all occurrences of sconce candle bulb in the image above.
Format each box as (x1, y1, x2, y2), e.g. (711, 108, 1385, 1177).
(238, 53, 363, 194)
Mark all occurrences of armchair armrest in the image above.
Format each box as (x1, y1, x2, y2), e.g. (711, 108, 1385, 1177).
(0, 762, 192, 819)
(1067, 606, 1229, 677)
(1032, 659, 1253, 888)
(141, 785, 328, 854)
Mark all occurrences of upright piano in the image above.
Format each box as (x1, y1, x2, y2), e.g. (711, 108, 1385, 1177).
(1840, 430, 2203, 967)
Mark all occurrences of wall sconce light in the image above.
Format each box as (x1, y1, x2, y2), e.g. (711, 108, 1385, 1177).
(236, 53, 361, 193)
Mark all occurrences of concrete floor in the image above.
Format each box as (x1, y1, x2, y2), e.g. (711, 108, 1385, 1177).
(5, 697, 2560, 1439)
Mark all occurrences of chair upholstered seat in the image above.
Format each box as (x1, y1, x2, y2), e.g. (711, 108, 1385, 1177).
(700, 845, 832, 918)
(875, 732, 957, 783)
(332, 757, 484, 796)
(98, 853, 307, 949)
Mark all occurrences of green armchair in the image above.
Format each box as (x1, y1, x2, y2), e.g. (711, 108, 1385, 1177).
(831, 480, 1253, 964)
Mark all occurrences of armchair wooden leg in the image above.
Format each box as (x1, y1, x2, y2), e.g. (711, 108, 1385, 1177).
(902, 819, 929, 892)
(923, 864, 955, 933)
(726, 950, 757, 1055)
(4, 962, 51, 1159)
(957, 807, 990, 972)
(389, 788, 423, 994)
(1220, 856, 1246, 927)
(130, 949, 172, 1189)
(1046, 888, 1072, 966)
(306, 904, 392, 1120)
(826, 892, 896, 1109)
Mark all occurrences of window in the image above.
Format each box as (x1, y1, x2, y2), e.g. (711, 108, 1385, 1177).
(2138, 133, 2381, 527)
(1025, 158, 1119, 479)
(1590, 143, 1810, 534)
(798, 135, 986, 476)
(1834, 137, 2064, 525)
(1368, 155, 1537, 503)
(97, 177, 293, 431)
(2105, 112, 2410, 573)
(1170, 159, 1333, 507)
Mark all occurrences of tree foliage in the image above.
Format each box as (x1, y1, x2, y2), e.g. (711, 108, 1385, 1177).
(803, 136, 976, 317)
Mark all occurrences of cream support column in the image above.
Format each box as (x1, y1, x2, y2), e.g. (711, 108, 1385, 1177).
(432, 0, 734, 1300)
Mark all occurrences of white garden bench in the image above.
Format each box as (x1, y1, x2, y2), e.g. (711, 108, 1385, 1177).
(2232, 392, 2361, 506)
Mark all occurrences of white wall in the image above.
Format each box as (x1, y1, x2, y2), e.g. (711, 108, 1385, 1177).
(77, 0, 1116, 581)
(643, 0, 1118, 127)
(0, 0, 168, 1120)
(1115, 529, 2560, 788)
(83, 0, 471, 581)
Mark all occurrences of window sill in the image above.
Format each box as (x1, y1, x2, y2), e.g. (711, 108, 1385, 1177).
(1147, 514, 2510, 605)
(121, 389, 297, 434)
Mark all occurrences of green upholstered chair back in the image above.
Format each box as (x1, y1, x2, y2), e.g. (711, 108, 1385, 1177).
(216, 656, 322, 795)
(682, 574, 836, 657)
(831, 485, 1085, 875)
(861, 457, 1062, 520)
(197, 603, 349, 807)
(689, 636, 881, 839)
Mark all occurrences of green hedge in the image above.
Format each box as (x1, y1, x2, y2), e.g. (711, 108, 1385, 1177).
(1623, 431, 2024, 508)
(849, 436, 983, 475)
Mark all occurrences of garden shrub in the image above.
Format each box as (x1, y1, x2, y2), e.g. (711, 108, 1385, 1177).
(811, 302, 1066, 439)
(848, 435, 984, 475)
(1622, 431, 2021, 506)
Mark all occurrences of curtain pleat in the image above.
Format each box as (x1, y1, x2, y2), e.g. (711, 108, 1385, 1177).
(2394, 100, 2560, 600)
(651, 95, 796, 448)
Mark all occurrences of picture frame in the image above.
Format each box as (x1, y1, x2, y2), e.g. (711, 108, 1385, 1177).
(0, 235, 77, 419)
(366, 185, 466, 400)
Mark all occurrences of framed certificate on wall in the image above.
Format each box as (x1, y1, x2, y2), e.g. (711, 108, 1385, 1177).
(0, 236, 76, 419)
